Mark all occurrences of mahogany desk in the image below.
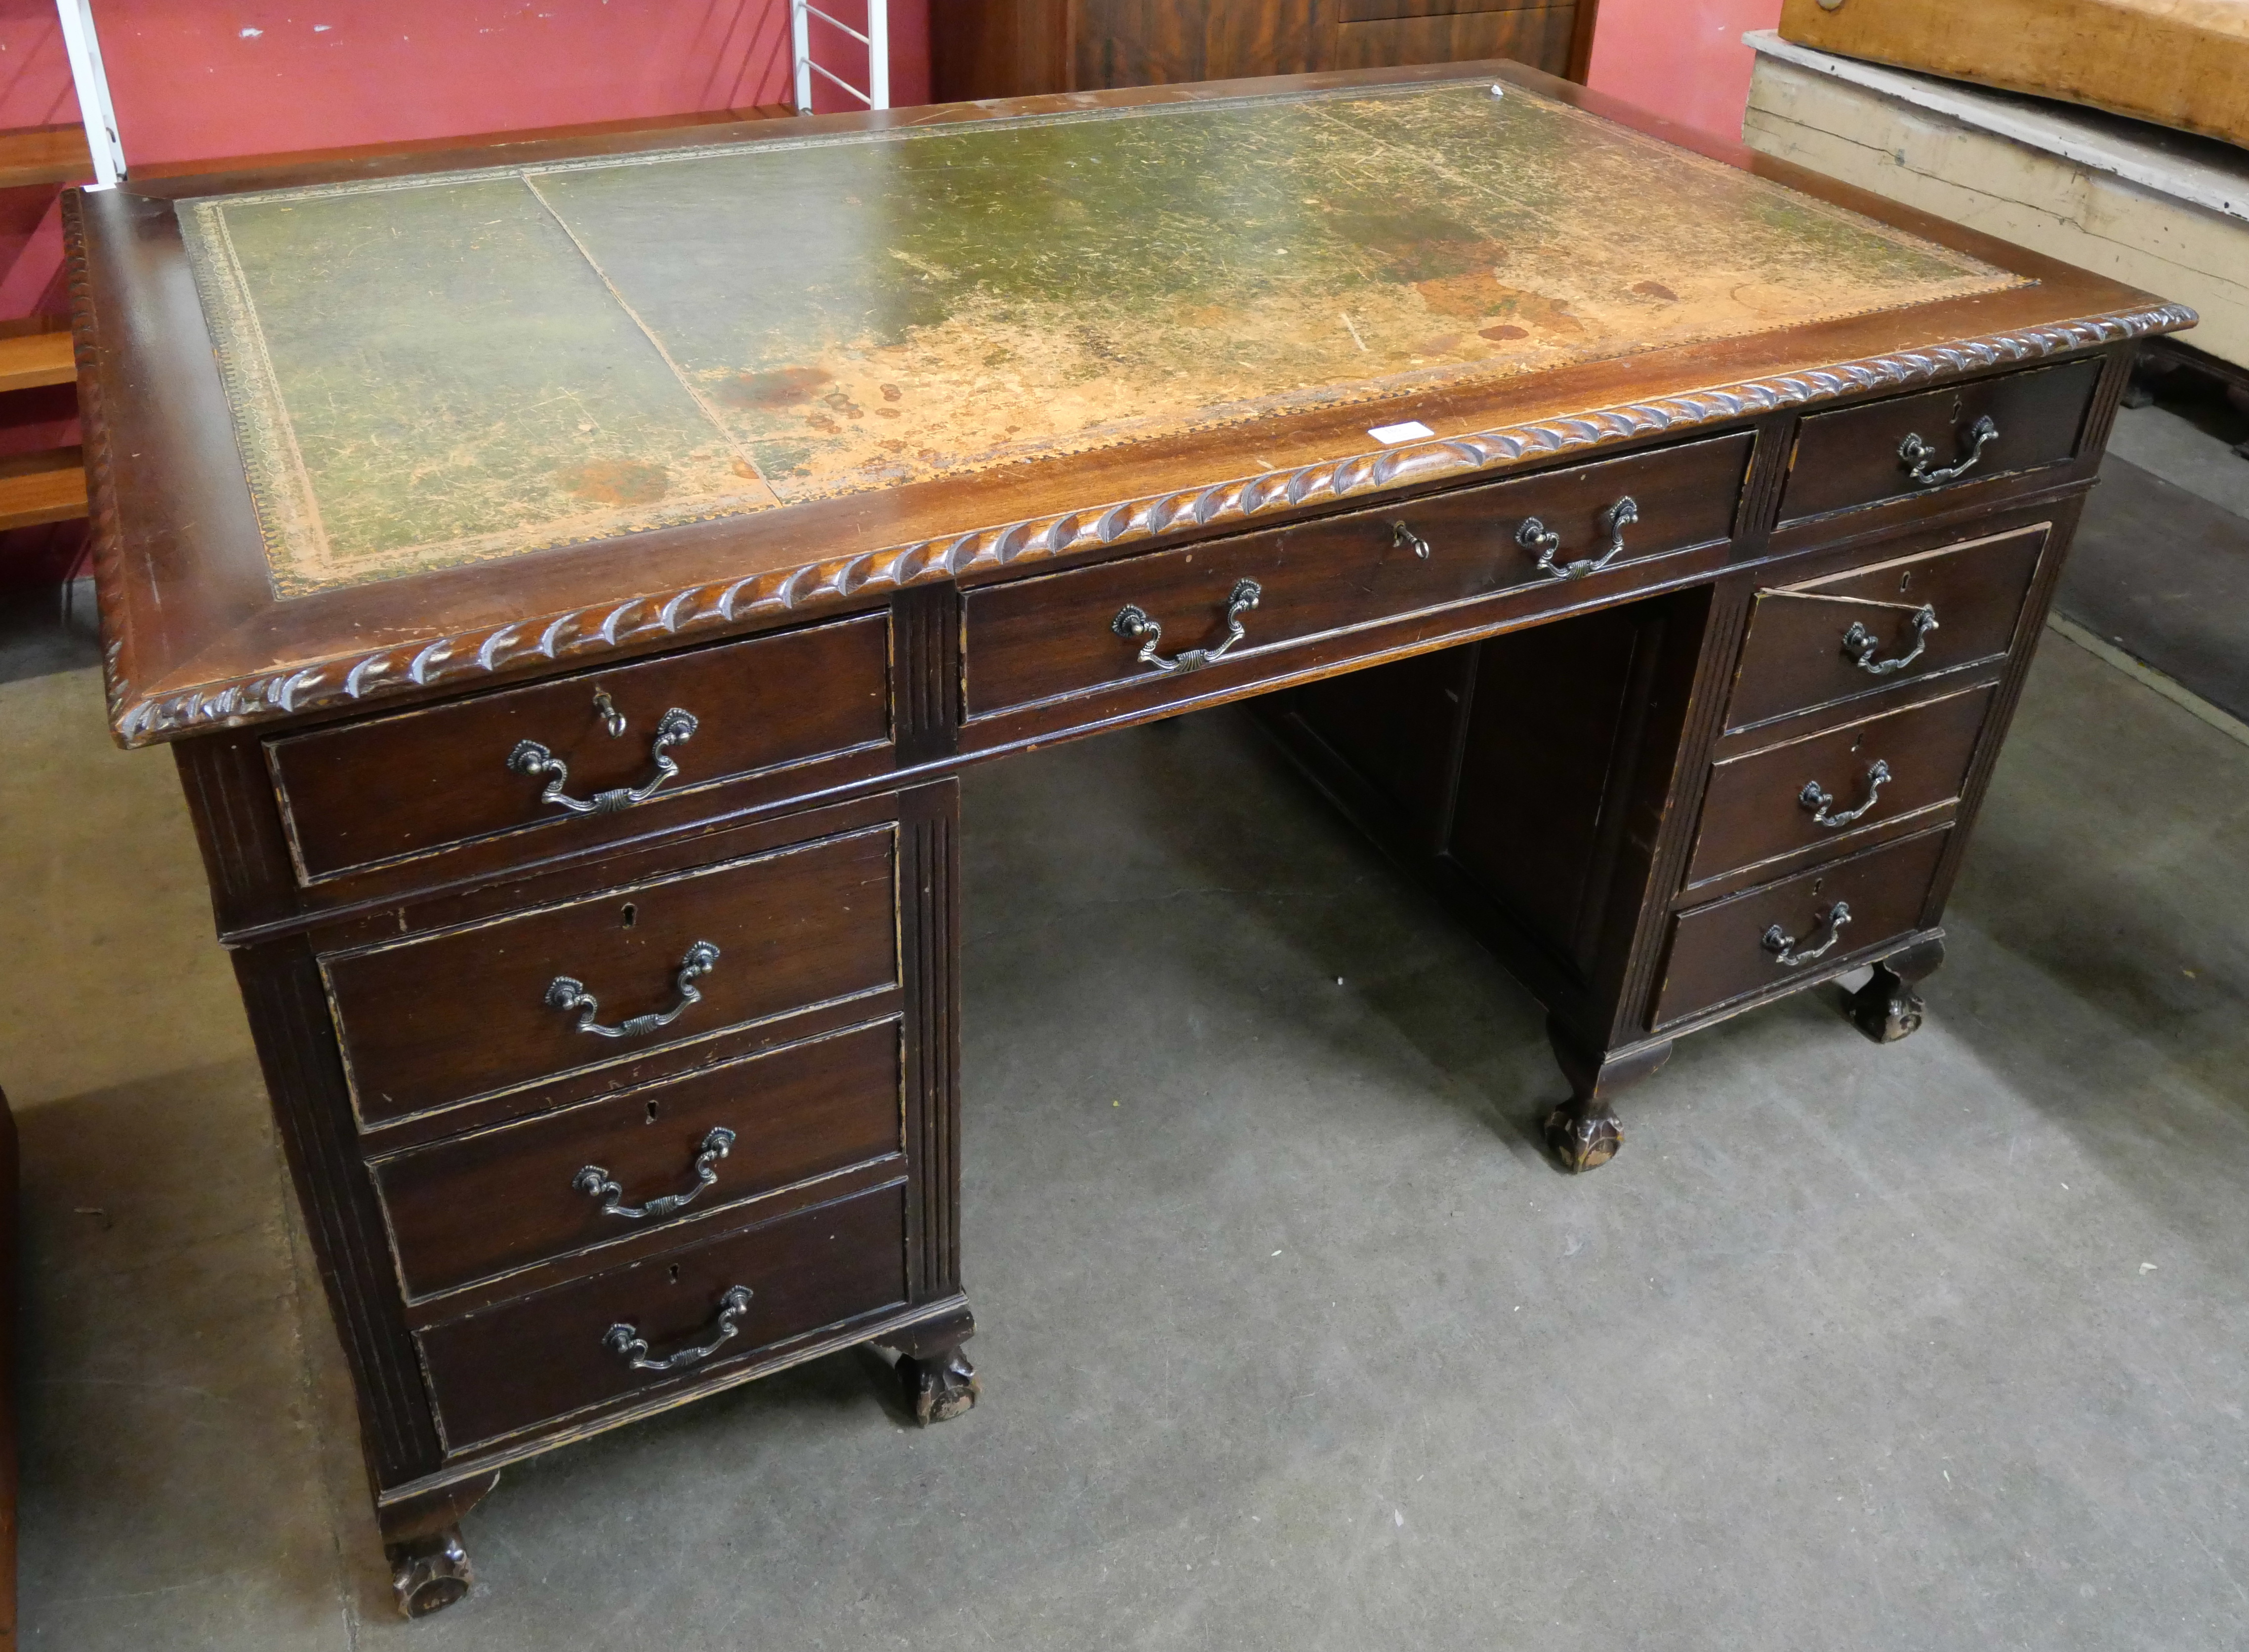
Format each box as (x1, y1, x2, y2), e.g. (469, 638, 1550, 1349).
(70, 64, 2190, 1615)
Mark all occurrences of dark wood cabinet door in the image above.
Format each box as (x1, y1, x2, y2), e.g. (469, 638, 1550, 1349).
(1329, 4, 1580, 75)
(934, 0, 1594, 99)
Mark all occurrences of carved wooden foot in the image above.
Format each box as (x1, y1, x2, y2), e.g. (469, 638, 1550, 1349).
(379, 1471, 498, 1619)
(876, 1308, 980, 1425)
(1543, 1019, 1673, 1173)
(1841, 937, 1945, 1044)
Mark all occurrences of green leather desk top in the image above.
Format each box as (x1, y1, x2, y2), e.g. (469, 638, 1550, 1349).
(179, 77, 2016, 597)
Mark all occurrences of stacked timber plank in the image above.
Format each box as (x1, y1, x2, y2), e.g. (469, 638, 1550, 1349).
(1779, 0, 2249, 150)
(1743, 30, 2249, 370)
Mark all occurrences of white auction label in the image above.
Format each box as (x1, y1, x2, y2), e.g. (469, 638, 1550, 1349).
(1367, 420, 1435, 444)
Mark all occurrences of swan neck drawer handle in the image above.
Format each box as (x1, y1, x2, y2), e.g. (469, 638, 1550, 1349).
(1518, 496, 1639, 580)
(1763, 900, 1852, 968)
(1112, 578, 1262, 674)
(1841, 604, 1937, 676)
(546, 941, 721, 1040)
(1898, 414, 1998, 486)
(508, 706, 698, 816)
(1799, 759, 1892, 830)
(604, 1285, 754, 1374)
(575, 1127, 736, 1221)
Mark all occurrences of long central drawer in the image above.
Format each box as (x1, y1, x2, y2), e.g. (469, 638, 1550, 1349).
(963, 430, 1752, 718)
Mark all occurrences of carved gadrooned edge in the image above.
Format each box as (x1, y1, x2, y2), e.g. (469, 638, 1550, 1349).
(110, 301, 2194, 743)
(61, 192, 135, 727)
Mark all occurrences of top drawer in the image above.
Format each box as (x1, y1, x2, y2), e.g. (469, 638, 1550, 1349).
(1778, 359, 2103, 525)
(964, 430, 1753, 719)
(267, 614, 891, 884)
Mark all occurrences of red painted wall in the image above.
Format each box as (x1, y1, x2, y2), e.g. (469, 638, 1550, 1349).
(94, 0, 932, 167)
(1586, 0, 1783, 146)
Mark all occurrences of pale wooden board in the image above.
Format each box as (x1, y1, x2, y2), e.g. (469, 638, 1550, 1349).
(1779, 0, 2249, 150)
(1744, 54, 2249, 367)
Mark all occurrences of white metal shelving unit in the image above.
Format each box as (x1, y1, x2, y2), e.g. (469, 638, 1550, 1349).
(792, 0, 890, 114)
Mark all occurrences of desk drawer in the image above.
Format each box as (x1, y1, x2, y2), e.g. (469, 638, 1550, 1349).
(964, 431, 1751, 718)
(1778, 358, 2101, 524)
(268, 613, 891, 884)
(1652, 827, 1950, 1028)
(1686, 682, 1994, 886)
(1724, 524, 2046, 732)
(417, 1182, 907, 1453)
(370, 1019, 903, 1301)
(324, 826, 899, 1128)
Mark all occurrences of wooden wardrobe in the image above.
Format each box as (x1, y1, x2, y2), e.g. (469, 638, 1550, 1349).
(930, 0, 1601, 102)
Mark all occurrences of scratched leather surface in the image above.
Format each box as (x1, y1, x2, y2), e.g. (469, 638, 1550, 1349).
(179, 79, 2019, 597)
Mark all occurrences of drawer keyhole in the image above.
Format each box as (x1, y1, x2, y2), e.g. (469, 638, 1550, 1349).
(646, 1100, 660, 1125)
(621, 902, 637, 928)
(668, 1263, 682, 1285)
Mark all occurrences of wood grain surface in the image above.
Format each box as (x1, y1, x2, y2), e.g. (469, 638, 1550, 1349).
(1779, 0, 2249, 149)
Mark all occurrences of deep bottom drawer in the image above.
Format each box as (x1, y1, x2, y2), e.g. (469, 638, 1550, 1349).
(417, 1182, 908, 1453)
(1652, 827, 1952, 1028)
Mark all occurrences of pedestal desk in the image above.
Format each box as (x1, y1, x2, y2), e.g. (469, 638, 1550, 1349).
(70, 63, 2190, 1614)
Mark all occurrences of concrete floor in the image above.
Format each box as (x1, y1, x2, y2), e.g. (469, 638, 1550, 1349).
(4, 604, 2247, 1649)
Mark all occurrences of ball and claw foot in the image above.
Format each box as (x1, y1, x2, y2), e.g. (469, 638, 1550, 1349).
(898, 1345, 981, 1425)
(1841, 939, 1944, 1045)
(1842, 963, 1925, 1043)
(388, 1527, 472, 1618)
(1542, 1020, 1672, 1174)
(1544, 1102, 1623, 1174)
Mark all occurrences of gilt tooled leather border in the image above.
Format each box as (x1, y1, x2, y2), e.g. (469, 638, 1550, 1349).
(106, 300, 2193, 744)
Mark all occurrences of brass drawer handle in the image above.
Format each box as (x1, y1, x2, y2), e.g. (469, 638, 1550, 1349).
(1841, 604, 1937, 676)
(575, 1126, 736, 1221)
(604, 1284, 754, 1374)
(508, 706, 698, 816)
(545, 940, 721, 1040)
(1518, 496, 1639, 580)
(1898, 414, 1998, 487)
(1763, 900, 1851, 968)
(1112, 578, 1262, 674)
(1799, 759, 1892, 829)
